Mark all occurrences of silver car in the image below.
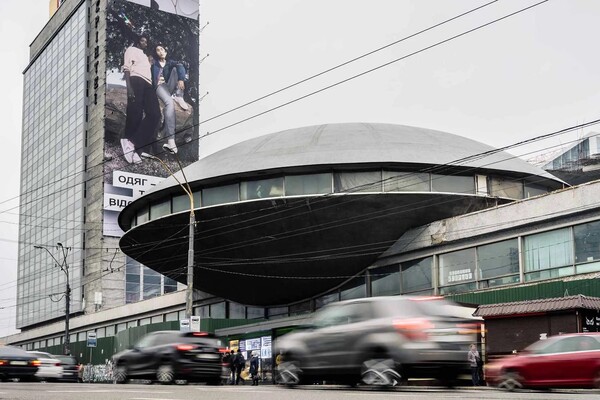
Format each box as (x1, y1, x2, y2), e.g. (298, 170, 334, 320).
(275, 296, 479, 387)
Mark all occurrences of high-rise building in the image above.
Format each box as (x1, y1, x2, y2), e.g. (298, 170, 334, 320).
(18, 0, 200, 330)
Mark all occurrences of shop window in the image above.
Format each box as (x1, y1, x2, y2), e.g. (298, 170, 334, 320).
(150, 199, 170, 220)
(315, 292, 339, 309)
(268, 306, 288, 319)
(136, 207, 149, 224)
(247, 306, 265, 319)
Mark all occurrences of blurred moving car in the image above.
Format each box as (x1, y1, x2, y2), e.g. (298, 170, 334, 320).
(485, 333, 600, 390)
(27, 351, 63, 382)
(275, 296, 479, 387)
(112, 331, 225, 384)
(0, 346, 40, 382)
(54, 355, 80, 382)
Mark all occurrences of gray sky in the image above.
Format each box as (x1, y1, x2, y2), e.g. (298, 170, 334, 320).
(1, 0, 599, 337)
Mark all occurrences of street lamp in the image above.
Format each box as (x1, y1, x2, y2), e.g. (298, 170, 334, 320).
(34, 243, 71, 355)
(141, 147, 195, 320)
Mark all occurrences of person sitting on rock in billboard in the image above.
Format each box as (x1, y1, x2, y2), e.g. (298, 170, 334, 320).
(151, 43, 188, 155)
(121, 35, 161, 163)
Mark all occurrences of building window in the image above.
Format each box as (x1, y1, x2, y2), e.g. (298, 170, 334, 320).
(315, 292, 338, 309)
(246, 307, 264, 319)
(172, 191, 200, 213)
(210, 302, 226, 318)
(334, 171, 382, 193)
(150, 199, 171, 219)
(401, 257, 432, 294)
(125, 258, 141, 303)
(431, 174, 475, 194)
(477, 239, 520, 288)
(202, 184, 239, 206)
(575, 221, 600, 274)
(267, 306, 288, 319)
(165, 312, 178, 322)
(285, 173, 332, 195)
(143, 267, 161, 299)
(136, 207, 149, 224)
(371, 265, 400, 296)
(164, 276, 178, 293)
(524, 183, 548, 198)
(229, 302, 246, 319)
(289, 300, 311, 316)
(340, 276, 366, 300)
(383, 171, 430, 192)
(523, 228, 574, 282)
(438, 249, 476, 295)
(489, 176, 524, 199)
(241, 177, 284, 200)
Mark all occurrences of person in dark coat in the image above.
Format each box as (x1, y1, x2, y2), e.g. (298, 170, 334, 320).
(226, 350, 235, 384)
(249, 351, 260, 386)
(234, 349, 245, 385)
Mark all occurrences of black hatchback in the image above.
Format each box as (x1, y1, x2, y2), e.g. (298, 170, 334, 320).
(112, 331, 225, 384)
(0, 346, 40, 382)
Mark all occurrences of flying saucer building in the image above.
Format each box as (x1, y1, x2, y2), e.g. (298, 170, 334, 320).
(118, 123, 564, 308)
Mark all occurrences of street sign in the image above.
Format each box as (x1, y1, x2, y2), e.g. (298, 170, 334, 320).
(87, 332, 97, 348)
(190, 316, 200, 332)
(180, 319, 190, 332)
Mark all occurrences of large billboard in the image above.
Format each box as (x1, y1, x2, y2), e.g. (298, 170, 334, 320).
(103, 0, 200, 236)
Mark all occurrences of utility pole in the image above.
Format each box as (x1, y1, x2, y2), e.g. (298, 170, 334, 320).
(34, 243, 71, 355)
(141, 148, 195, 319)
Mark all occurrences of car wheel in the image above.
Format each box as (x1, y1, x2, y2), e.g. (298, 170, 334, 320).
(113, 365, 129, 384)
(497, 370, 523, 391)
(360, 356, 402, 386)
(156, 363, 175, 384)
(276, 360, 303, 386)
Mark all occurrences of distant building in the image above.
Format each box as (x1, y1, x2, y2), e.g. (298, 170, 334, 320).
(533, 131, 600, 185)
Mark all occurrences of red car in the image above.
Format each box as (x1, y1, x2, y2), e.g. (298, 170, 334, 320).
(485, 333, 600, 390)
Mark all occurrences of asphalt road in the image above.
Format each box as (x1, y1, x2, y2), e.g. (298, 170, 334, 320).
(1, 382, 600, 400)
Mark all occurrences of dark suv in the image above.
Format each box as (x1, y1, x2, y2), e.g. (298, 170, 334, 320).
(275, 296, 479, 387)
(112, 331, 225, 384)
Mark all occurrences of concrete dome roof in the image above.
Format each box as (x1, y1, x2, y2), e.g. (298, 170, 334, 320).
(153, 122, 561, 193)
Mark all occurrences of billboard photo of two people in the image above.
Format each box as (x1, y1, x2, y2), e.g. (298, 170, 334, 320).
(102, 0, 200, 236)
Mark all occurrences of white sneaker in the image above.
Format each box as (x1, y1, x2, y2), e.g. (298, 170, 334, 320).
(132, 152, 142, 164)
(120, 139, 135, 163)
(163, 139, 178, 154)
(172, 95, 188, 111)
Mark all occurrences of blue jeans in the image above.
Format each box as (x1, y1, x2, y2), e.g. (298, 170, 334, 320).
(156, 68, 179, 138)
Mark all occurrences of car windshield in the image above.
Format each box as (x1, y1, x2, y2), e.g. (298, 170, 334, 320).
(29, 352, 54, 359)
(522, 337, 561, 353)
(0, 346, 30, 357)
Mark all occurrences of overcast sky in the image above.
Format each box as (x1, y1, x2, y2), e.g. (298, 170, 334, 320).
(0, 0, 599, 337)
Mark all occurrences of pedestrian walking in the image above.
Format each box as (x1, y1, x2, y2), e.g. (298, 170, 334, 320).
(234, 349, 245, 385)
(226, 350, 235, 384)
(249, 351, 260, 386)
